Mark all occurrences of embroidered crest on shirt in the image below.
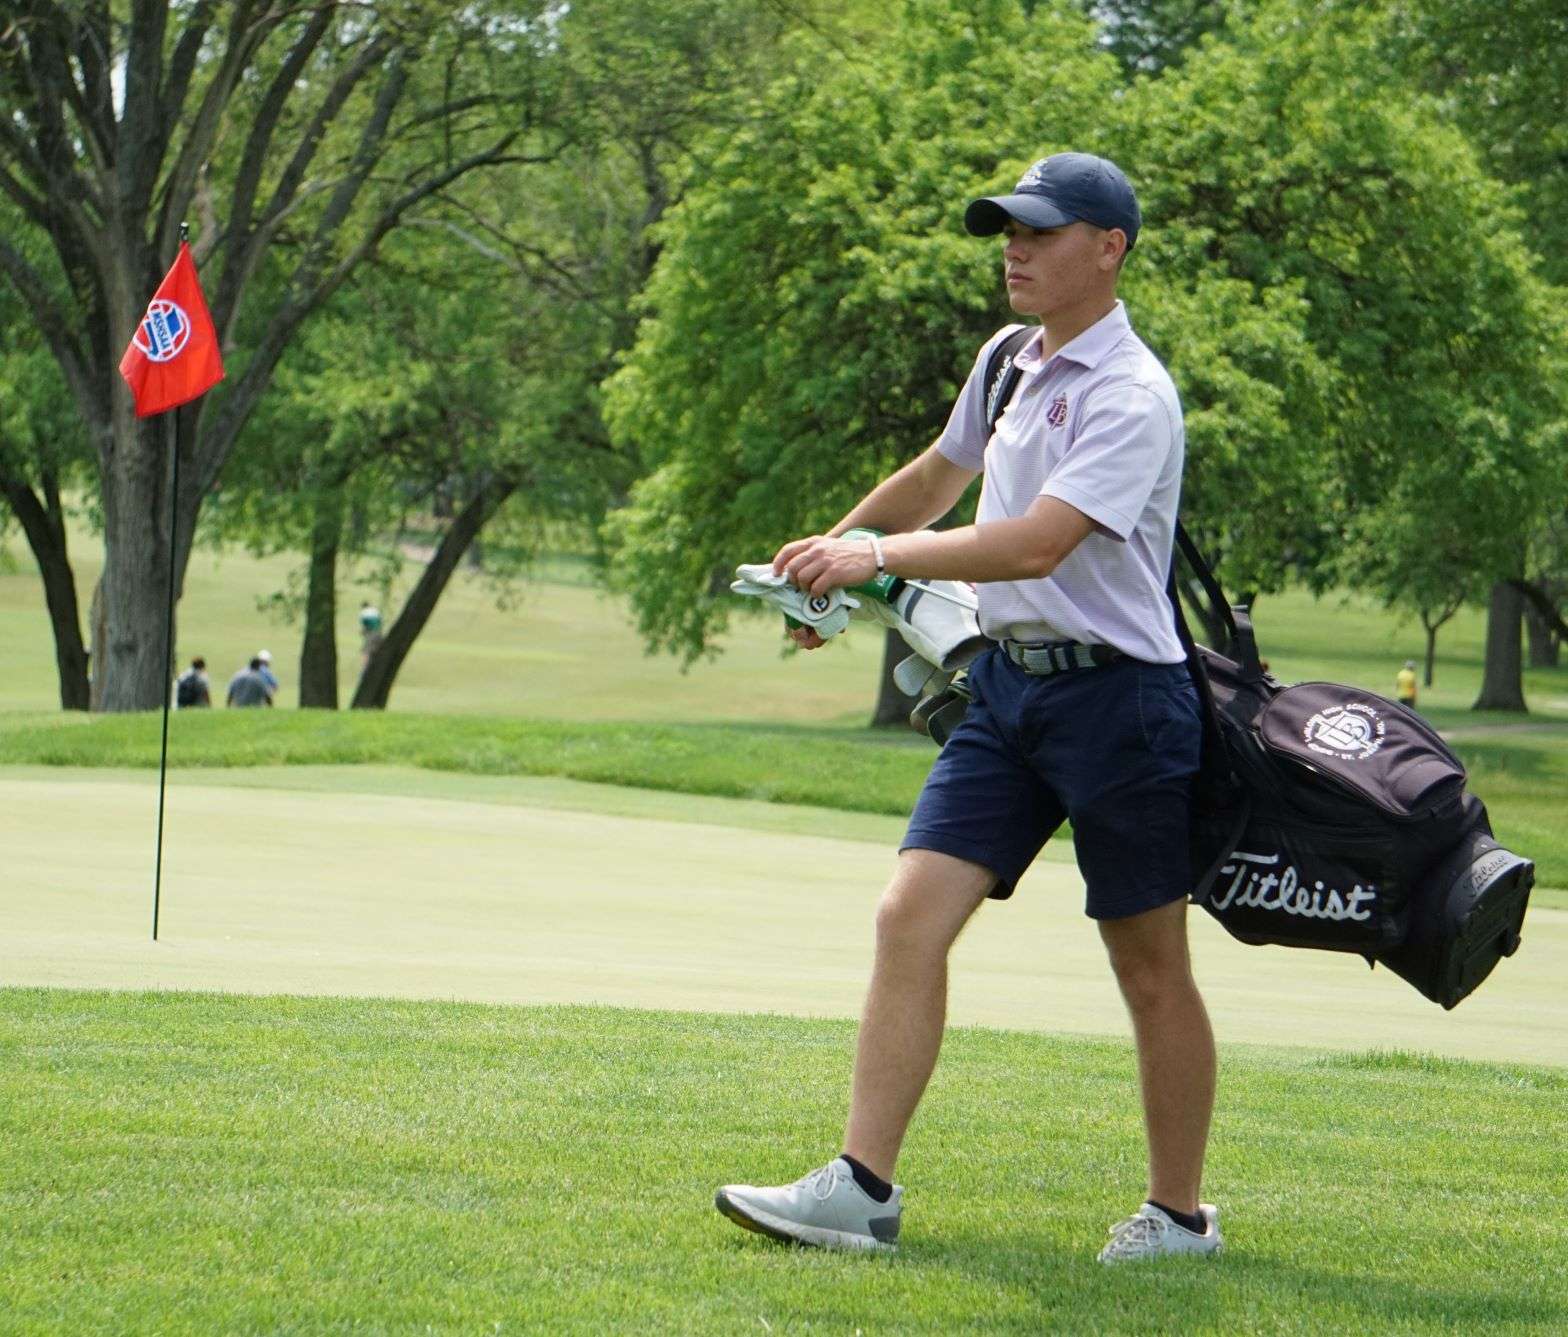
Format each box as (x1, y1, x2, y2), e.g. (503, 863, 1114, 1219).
(1046, 394, 1068, 427)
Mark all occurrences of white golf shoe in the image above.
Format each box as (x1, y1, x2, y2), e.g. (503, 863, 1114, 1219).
(1098, 1202, 1223, 1264)
(715, 1157, 902, 1251)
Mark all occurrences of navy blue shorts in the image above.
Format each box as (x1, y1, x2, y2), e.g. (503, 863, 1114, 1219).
(901, 645, 1202, 920)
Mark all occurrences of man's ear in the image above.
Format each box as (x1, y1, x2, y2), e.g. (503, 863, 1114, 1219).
(1100, 227, 1127, 272)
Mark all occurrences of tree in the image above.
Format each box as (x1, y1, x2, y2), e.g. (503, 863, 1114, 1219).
(202, 0, 809, 708)
(1082, 0, 1230, 75)
(0, 228, 93, 708)
(1106, 1, 1567, 704)
(0, 1, 566, 710)
(604, 0, 1128, 678)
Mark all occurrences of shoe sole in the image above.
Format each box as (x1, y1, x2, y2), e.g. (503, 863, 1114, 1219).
(713, 1189, 894, 1253)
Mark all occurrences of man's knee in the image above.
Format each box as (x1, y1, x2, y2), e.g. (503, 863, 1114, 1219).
(874, 850, 993, 958)
(1099, 898, 1197, 1013)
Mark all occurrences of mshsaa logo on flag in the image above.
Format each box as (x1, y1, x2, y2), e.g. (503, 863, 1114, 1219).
(132, 299, 191, 363)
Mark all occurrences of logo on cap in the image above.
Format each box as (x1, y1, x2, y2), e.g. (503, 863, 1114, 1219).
(1018, 161, 1053, 192)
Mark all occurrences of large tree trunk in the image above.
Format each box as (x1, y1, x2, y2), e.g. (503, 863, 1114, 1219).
(89, 578, 108, 712)
(1524, 584, 1561, 668)
(1423, 624, 1438, 689)
(1472, 579, 1527, 712)
(98, 408, 191, 712)
(351, 476, 517, 709)
(298, 491, 344, 708)
(0, 467, 90, 710)
(870, 627, 920, 728)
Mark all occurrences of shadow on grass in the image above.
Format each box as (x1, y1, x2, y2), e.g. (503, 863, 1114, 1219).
(907, 1228, 1568, 1331)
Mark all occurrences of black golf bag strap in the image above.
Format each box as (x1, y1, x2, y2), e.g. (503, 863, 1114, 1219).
(1173, 520, 1264, 683)
(1166, 552, 1251, 901)
(1167, 556, 1232, 788)
(983, 324, 1039, 433)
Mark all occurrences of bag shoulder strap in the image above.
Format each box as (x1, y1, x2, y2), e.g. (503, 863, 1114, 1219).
(982, 324, 1038, 433)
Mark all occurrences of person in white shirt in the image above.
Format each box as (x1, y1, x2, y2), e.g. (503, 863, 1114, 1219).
(715, 153, 1221, 1265)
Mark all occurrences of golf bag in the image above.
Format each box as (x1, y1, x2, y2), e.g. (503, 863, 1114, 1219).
(1173, 527, 1534, 1009)
(979, 322, 1534, 1008)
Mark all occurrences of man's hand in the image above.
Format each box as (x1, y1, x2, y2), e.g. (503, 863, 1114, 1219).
(773, 534, 877, 598)
(770, 534, 876, 651)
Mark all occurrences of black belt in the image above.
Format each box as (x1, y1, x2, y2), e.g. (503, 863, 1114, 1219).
(1002, 638, 1122, 676)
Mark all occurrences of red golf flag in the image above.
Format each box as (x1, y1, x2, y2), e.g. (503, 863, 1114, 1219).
(118, 242, 225, 418)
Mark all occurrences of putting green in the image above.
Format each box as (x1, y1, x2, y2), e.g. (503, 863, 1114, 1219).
(3, 765, 1562, 1066)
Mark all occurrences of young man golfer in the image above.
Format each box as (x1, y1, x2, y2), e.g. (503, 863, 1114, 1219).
(714, 152, 1221, 1264)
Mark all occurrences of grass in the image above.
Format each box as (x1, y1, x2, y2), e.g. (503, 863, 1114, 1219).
(0, 708, 938, 816)
(5, 705, 1568, 887)
(1, 989, 1564, 1335)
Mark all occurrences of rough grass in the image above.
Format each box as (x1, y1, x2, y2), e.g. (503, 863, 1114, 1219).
(1, 989, 1564, 1335)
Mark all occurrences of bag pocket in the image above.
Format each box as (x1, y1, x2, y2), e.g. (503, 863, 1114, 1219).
(1255, 684, 1465, 819)
(1200, 818, 1407, 953)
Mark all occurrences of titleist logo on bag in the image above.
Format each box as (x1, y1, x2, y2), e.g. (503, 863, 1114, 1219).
(1211, 850, 1377, 923)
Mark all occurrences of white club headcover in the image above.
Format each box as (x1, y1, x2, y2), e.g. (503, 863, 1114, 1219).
(893, 653, 953, 699)
(731, 563, 860, 640)
(863, 579, 987, 672)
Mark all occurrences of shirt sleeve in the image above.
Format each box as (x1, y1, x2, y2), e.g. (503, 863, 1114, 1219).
(1039, 381, 1175, 541)
(934, 327, 1025, 471)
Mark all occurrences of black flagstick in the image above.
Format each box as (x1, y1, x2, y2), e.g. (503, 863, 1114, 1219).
(152, 221, 189, 942)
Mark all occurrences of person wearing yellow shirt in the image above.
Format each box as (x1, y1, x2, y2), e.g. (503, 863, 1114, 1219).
(1396, 660, 1418, 708)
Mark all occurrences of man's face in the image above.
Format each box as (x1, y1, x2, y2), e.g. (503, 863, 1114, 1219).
(999, 219, 1122, 317)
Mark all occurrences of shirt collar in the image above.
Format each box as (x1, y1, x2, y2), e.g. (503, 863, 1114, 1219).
(1019, 300, 1131, 372)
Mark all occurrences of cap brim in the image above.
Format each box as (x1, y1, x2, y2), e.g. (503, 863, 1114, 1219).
(964, 194, 1079, 237)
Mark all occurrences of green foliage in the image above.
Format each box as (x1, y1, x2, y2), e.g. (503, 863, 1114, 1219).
(1378, 0, 1568, 286)
(1082, 0, 1232, 74)
(2, 990, 1565, 1331)
(1112, 1, 1568, 603)
(605, 0, 1564, 662)
(603, 0, 1119, 660)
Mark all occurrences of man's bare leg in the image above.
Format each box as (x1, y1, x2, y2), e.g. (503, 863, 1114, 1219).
(841, 849, 995, 1181)
(1098, 897, 1216, 1212)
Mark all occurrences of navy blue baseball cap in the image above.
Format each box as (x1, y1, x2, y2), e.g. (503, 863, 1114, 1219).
(965, 152, 1141, 248)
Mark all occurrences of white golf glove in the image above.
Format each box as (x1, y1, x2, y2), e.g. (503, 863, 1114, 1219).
(730, 563, 861, 640)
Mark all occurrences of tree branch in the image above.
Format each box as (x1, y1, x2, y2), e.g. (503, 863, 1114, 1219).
(161, 0, 224, 126)
(224, 5, 334, 243)
(1511, 580, 1568, 643)
(156, 1, 278, 260)
(117, 0, 173, 224)
(0, 237, 94, 421)
(214, 27, 396, 334)
(71, 1, 116, 170)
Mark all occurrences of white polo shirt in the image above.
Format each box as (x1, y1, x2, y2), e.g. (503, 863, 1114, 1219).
(935, 301, 1186, 665)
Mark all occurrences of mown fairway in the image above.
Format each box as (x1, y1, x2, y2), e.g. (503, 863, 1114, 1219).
(2, 765, 1564, 1066)
(2, 991, 1565, 1335)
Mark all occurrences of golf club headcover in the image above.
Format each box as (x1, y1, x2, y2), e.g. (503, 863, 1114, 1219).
(894, 653, 953, 700)
(910, 673, 973, 745)
(863, 577, 988, 672)
(730, 563, 860, 640)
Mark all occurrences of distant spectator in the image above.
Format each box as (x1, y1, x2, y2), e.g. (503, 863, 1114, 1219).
(359, 602, 385, 667)
(255, 648, 279, 695)
(174, 657, 211, 709)
(1396, 659, 1418, 709)
(227, 657, 274, 708)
